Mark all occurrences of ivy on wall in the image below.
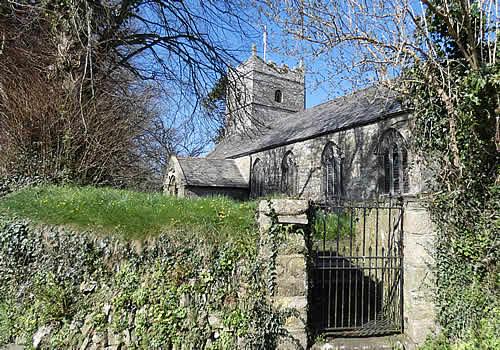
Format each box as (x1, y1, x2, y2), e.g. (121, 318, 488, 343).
(409, 23, 499, 345)
(0, 218, 294, 349)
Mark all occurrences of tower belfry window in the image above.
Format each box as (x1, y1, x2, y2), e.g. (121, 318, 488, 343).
(274, 89, 283, 103)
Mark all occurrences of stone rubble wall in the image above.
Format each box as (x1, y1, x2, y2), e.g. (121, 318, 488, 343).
(0, 219, 291, 350)
(2, 198, 435, 349)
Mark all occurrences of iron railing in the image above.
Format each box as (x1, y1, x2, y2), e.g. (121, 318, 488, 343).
(310, 203, 404, 336)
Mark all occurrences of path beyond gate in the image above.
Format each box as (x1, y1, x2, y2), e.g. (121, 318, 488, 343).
(310, 203, 404, 337)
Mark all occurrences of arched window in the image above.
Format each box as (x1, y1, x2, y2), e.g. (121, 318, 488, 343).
(378, 129, 410, 195)
(167, 176, 178, 197)
(251, 158, 264, 198)
(281, 151, 298, 196)
(274, 89, 283, 103)
(321, 143, 342, 201)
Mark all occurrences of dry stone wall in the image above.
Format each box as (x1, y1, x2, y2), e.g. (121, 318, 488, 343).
(0, 198, 436, 349)
(0, 218, 293, 349)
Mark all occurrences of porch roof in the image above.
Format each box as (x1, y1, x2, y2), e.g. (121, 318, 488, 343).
(177, 158, 248, 188)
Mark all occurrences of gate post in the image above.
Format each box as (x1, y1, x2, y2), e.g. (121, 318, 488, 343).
(402, 200, 436, 348)
(258, 199, 310, 350)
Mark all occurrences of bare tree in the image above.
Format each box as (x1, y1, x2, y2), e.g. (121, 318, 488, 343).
(260, 0, 498, 171)
(0, 0, 257, 186)
(260, 1, 500, 339)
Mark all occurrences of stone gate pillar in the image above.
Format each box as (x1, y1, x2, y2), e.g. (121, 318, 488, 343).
(258, 199, 310, 350)
(403, 200, 436, 348)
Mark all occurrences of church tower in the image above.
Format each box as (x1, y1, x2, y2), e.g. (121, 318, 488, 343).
(225, 46, 305, 135)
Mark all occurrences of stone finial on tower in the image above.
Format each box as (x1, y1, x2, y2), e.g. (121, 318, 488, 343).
(263, 25, 268, 62)
(298, 58, 305, 70)
(252, 43, 257, 57)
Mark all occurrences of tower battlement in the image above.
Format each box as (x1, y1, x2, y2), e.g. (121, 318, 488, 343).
(225, 51, 305, 136)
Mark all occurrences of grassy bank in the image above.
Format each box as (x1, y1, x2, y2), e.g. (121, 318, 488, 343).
(0, 208, 284, 348)
(0, 185, 257, 243)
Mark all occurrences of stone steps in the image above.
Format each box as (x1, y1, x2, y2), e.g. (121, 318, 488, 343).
(311, 336, 405, 350)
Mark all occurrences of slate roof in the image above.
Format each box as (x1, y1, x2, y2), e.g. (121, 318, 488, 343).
(209, 86, 405, 159)
(177, 158, 247, 188)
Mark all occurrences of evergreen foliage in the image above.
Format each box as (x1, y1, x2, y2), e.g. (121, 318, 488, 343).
(0, 208, 291, 348)
(408, 0, 499, 343)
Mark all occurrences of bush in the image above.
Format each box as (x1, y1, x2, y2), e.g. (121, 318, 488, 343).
(420, 311, 500, 350)
(0, 174, 46, 198)
(313, 209, 352, 241)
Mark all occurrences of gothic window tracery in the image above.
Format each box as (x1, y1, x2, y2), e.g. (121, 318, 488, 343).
(281, 151, 298, 196)
(251, 158, 264, 198)
(321, 143, 342, 201)
(378, 129, 410, 195)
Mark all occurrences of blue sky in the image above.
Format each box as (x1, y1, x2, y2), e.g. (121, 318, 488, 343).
(136, 1, 357, 154)
(227, 21, 332, 109)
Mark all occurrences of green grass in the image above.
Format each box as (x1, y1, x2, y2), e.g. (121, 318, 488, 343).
(313, 210, 353, 241)
(0, 185, 257, 242)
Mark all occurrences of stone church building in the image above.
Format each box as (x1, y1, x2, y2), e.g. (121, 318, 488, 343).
(165, 50, 424, 202)
(165, 52, 436, 348)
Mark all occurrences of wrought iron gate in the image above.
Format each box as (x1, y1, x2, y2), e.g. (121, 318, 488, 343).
(310, 203, 404, 336)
